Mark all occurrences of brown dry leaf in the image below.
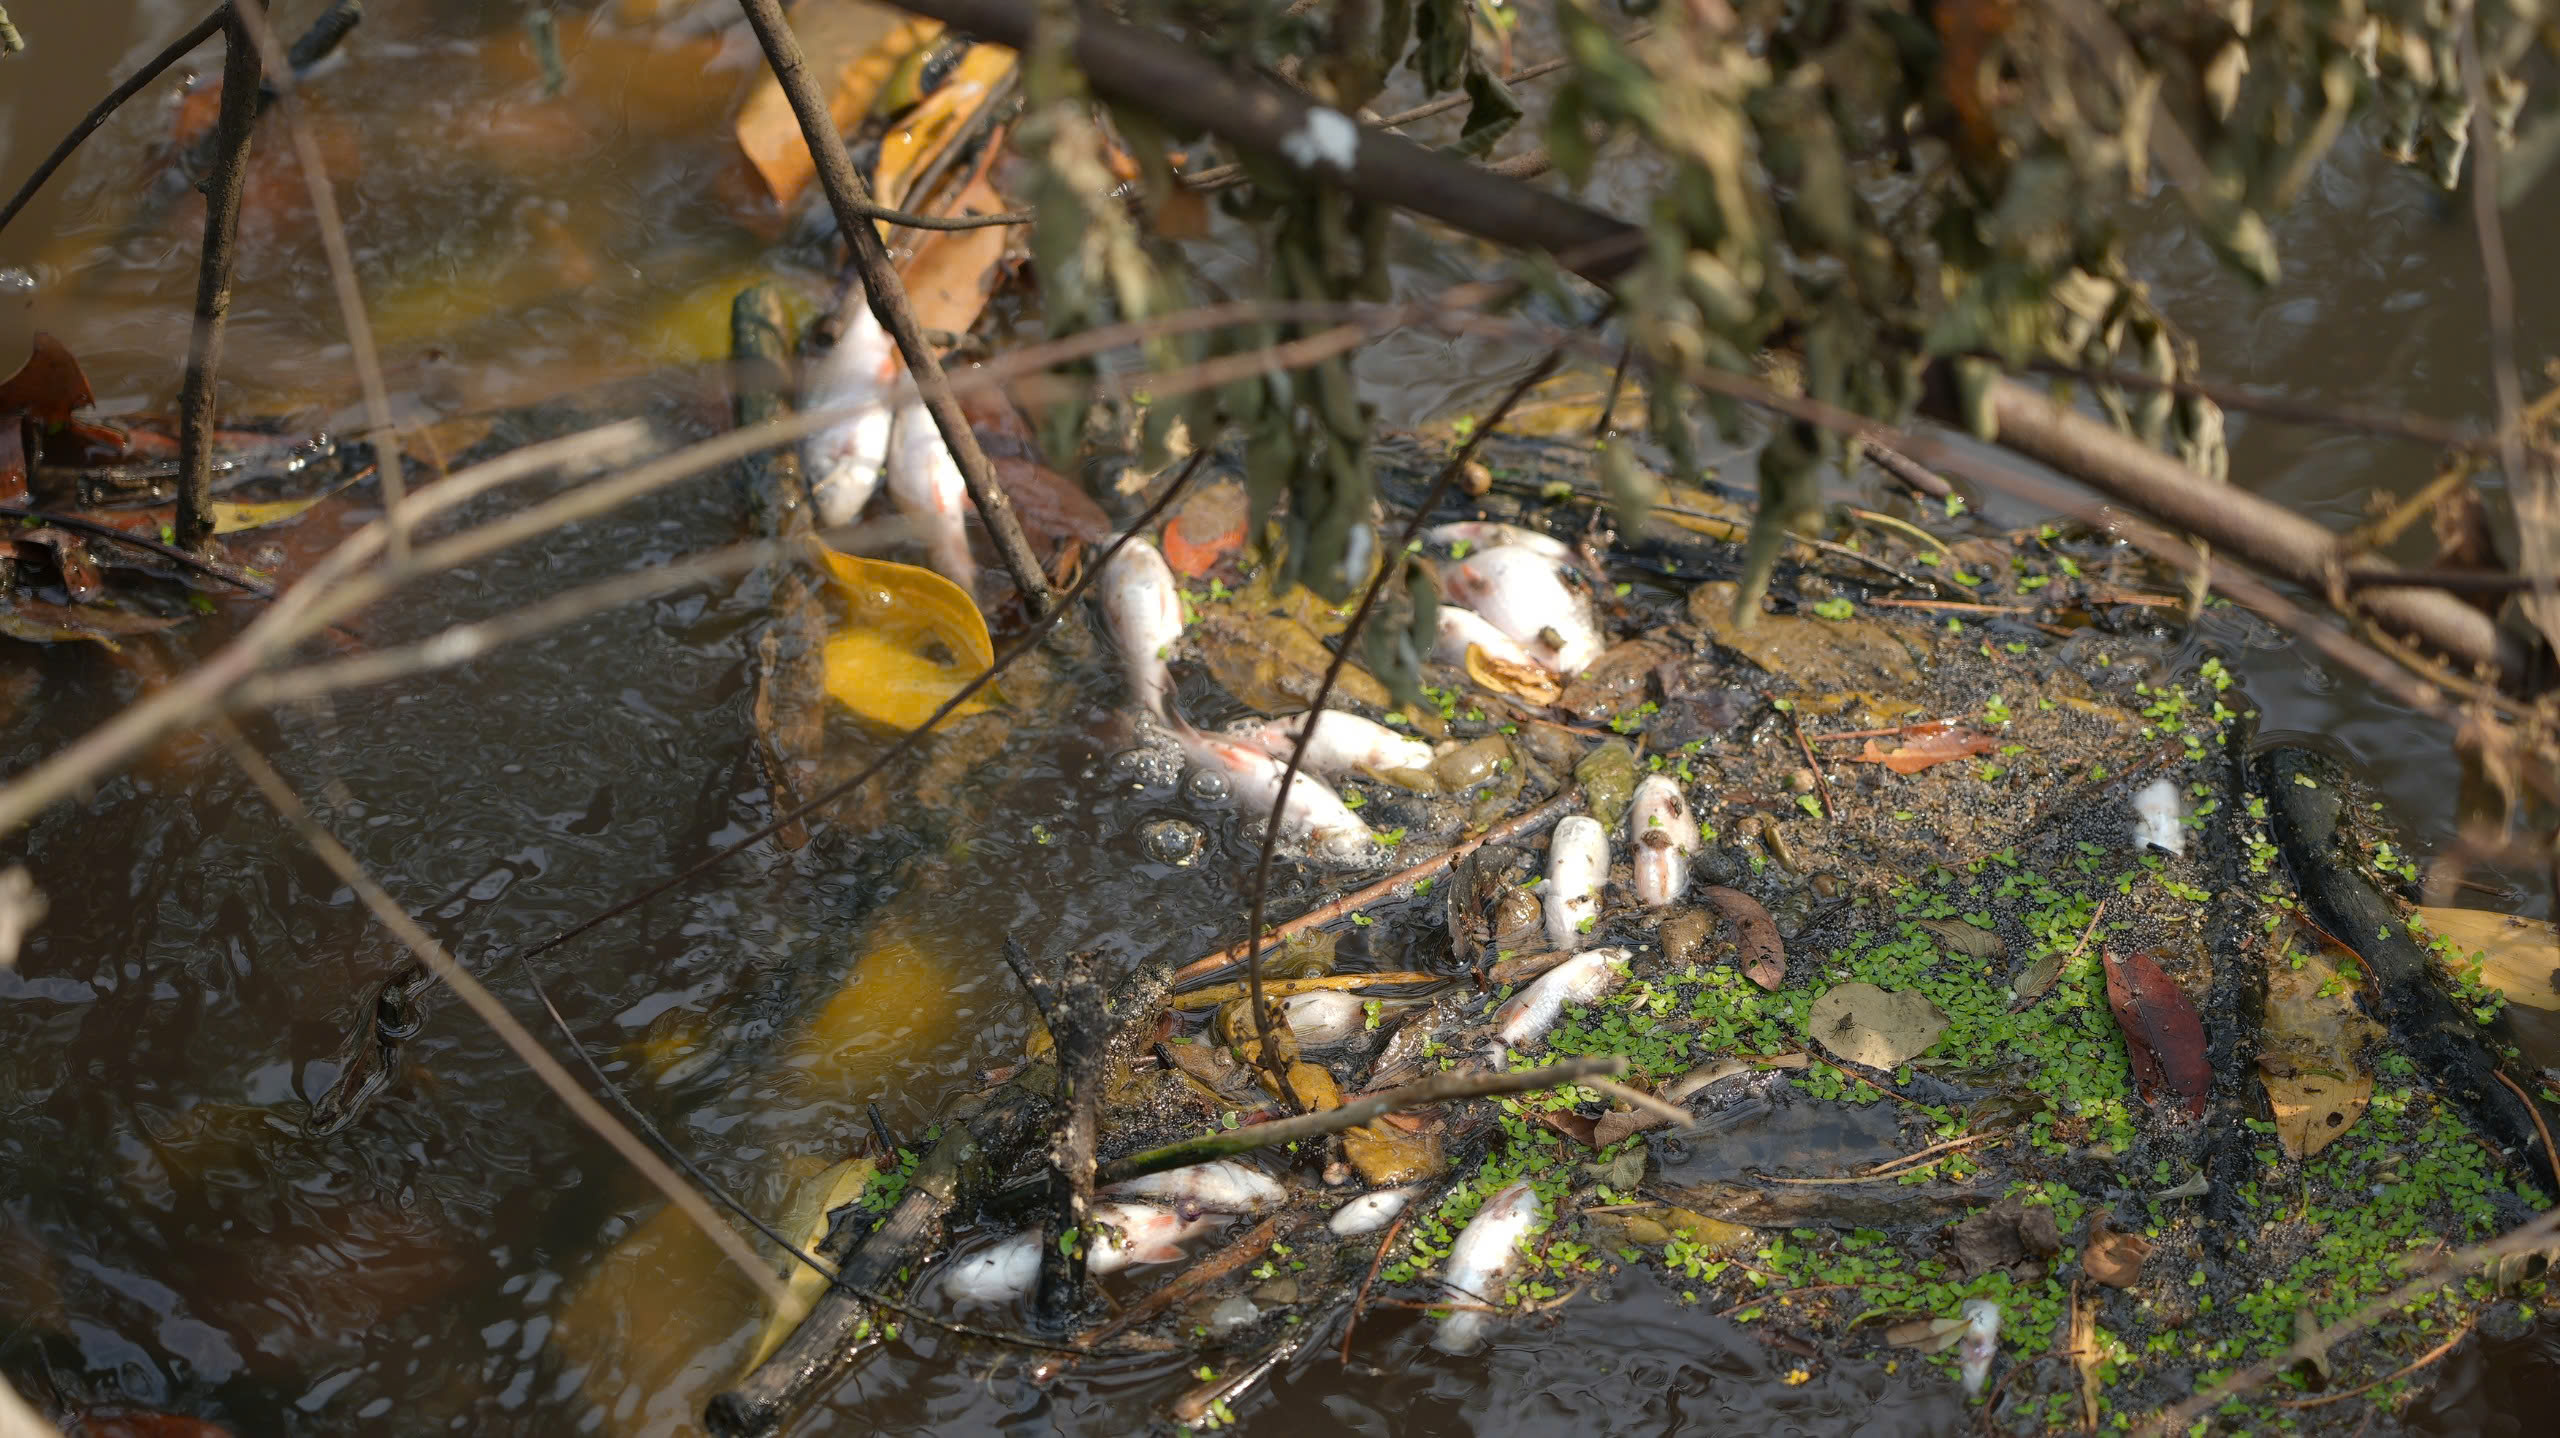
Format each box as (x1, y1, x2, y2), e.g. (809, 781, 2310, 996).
(734, 5, 926, 210)
(1464, 642, 1563, 705)
(900, 153, 1014, 339)
(1702, 885, 1786, 990)
(1884, 1315, 1970, 1353)
(0, 332, 95, 427)
(2260, 925, 2382, 1157)
(0, 599, 183, 651)
(2080, 1212, 2151, 1288)
(1917, 917, 2003, 960)
(1854, 725, 1998, 774)
(2102, 949, 2210, 1119)
(1807, 982, 1948, 1068)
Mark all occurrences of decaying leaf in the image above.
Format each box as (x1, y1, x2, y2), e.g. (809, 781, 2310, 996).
(1853, 725, 1998, 774)
(898, 151, 1014, 341)
(1343, 1117, 1443, 1185)
(2101, 949, 2209, 1119)
(869, 44, 1017, 223)
(2414, 906, 2560, 1069)
(1463, 641, 1563, 706)
(1702, 885, 1787, 990)
(1806, 982, 1949, 1068)
(2080, 1212, 2151, 1288)
(0, 333, 97, 428)
(1947, 1194, 2062, 1276)
(1687, 580, 1924, 693)
(814, 548, 993, 730)
(0, 598, 185, 651)
(734, 6, 925, 210)
(1197, 610, 1389, 712)
(1555, 639, 1670, 725)
(2260, 925, 2383, 1157)
(1917, 917, 2004, 960)
(745, 1155, 878, 1370)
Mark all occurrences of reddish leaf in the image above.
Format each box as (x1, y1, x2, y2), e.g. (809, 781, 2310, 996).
(1163, 479, 1247, 577)
(1853, 723, 1997, 774)
(2102, 948, 2209, 1118)
(1703, 884, 1787, 990)
(0, 333, 97, 428)
(16, 528, 103, 602)
(40, 418, 138, 467)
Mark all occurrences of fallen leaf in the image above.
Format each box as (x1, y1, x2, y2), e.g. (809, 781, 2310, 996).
(1947, 1194, 2061, 1276)
(735, 7, 929, 210)
(814, 547, 993, 730)
(2416, 905, 2560, 1069)
(1198, 610, 1388, 712)
(1854, 724, 1998, 774)
(1343, 1117, 1443, 1184)
(1806, 982, 1948, 1068)
(2080, 1212, 2151, 1288)
(869, 44, 1017, 224)
(1702, 885, 1787, 990)
(745, 1155, 879, 1370)
(14, 527, 100, 602)
(1884, 1315, 1971, 1353)
(1556, 639, 1671, 725)
(0, 598, 184, 651)
(898, 145, 1014, 340)
(2101, 949, 2209, 1119)
(0, 333, 96, 427)
(1463, 641, 1563, 705)
(1917, 917, 2003, 960)
(2260, 925, 2382, 1157)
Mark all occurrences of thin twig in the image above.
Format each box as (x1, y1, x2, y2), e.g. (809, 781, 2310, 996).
(224, 0, 409, 561)
(174, 15, 261, 554)
(1338, 1201, 1413, 1362)
(0, 6, 226, 237)
(2270, 1322, 2475, 1409)
(1236, 345, 1568, 1111)
(1067, 1214, 1295, 1355)
(2490, 1067, 2560, 1196)
(0, 504, 279, 599)
(214, 721, 793, 1310)
(1581, 1075, 1693, 1130)
(736, 0, 1052, 611)
(1093, 1055, 1628, 1186)
(1781, 705, 1833, 819)
(1174, 789, 1579, 987)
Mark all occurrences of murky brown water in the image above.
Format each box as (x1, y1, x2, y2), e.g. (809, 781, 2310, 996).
(2, 3, 2556, 1435)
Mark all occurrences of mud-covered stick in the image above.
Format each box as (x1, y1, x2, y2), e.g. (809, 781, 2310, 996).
(1093, 1056, 1627, 1187)
(733, 0, 1053, 611)
(174, 14, 262, 552)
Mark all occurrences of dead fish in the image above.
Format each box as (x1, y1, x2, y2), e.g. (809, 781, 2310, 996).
(798, 297, 897, 528)
(1431, 1179, 1545, 1354)
(1180, 732, 1380, 866)
(1424, 521, 1576, 566)
(1544, 815, 1609, 949)
(1440, 545, 1606, 676)
(1957, 1298, 2000, 1396)
(940, 1201, 1213, 1306)
(1433, 604, 1546, 672)
(2132, 777, 2183, 856)
(1100, 536, 1185, 723)
(1224, 710, 1436, 780)
(1493, 946, 1630, 1051)
(1284, 989, 1370, 1045)
(885, 398, 977, 594)
(1327, 1185, 1420, 1237)
(1627, 774, 1700, 907)
(1104, 1160, 1287, 1214)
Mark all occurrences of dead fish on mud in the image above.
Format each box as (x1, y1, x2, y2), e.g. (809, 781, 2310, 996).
(798, 296, 898, 527)
(1178, 731, 1380, 866)
(1100, 536, 1186, 723)
(1544, 815, 1609, 949)
(1957, 1299, 2000, 1396)
(1327, 1185, 1421, 1237)
(1627, 774, 1699, 907)
(1222, 709, 1435, 780)
(1423, 521, 1577, 567)
(885, 398, 977, 594)
(1493, 946, 1630, 1053)
(1430, 1179, 1546, 1354)
(939, 1200, 1216, 1306)
(1440, 544, 1606, 675)
(1433, 604, 1547, 673)
(1103, 1159, 1287, 1213)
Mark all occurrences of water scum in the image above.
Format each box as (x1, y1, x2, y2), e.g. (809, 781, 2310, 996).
(578, 435, 2558, 1436)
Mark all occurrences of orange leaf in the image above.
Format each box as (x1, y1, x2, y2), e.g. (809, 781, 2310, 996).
(898, 141, 1013, 339)
(734, 9, 934, 210)
(1853, 724, 1996, 774)
(1163, 481, 1247, 577)
(0, 333, 96, 428)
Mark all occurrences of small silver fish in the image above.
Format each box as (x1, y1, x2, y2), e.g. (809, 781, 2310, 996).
(1099, 537, 1185, 723)
(1103, 1160, 1287, 1214)
(1430, 1180, 1545, 1354)
(1492, 946, 1629, 1051)
(1440, 545, 1606, 676)
(1180, 732, 1379, 867)
(1544, 815, 1609, 949)
(885, 398, 977, 594)
(1957, 1298, 2000, 1396)
(1327, 1186, 1420, 1237)
(1627, 774, 1700, 908)
(940, 1200, 1213, 1307)
(1433, 605, 1545, 672)
(1223, 710, 1436, 779)
(1423, 521, 1576, 566)
(798, 299, 897, 528)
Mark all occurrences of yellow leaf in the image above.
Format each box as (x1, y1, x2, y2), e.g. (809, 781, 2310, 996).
(744, 1156, 878, 1371)
(211, 465, 368, 533)
(813, 547, 993, 730)
(735, 5, 933, 210)
(1463, 642, 1562, 706)
(870, 45, 1017, 225)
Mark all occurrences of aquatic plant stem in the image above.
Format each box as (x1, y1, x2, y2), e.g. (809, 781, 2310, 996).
(0, 5, 225, 238)
(1234, 345, 1567, 1113)
(1093, 1055, 1627, 1186)
(734, 0, 1053, 612)
(222, 0, 408, 561)
(174, 13, 261, 553)
(214, 721, 795, 1310)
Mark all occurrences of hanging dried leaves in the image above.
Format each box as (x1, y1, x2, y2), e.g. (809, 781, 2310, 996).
(2101, 949, 2209, 1119)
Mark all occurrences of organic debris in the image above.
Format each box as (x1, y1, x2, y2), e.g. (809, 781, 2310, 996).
(2101, 948, 2210, 1119)
(1806, 982, 1948, 1069)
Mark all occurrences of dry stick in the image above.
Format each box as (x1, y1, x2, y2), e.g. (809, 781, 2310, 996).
(1235, 347, 1568, 1112)
(1174, 789, 1579, 988)
(1338, 1202, 1414, 1363)
(0, 5, 226, 237)
(1581, 1075, 1692, 1130)
(512, 449, 1212, 968)
(1092, 1055, 1628, 1186)
(2459, 15, 2538, 632)
(2490, 1067, 2560, 1196)
(0, 504, 279, 599)
(223, 0, 409, 561)
(173, 15, 261, 554)
(213, 723, 793, 1310)
(735, 0, 1051, 612)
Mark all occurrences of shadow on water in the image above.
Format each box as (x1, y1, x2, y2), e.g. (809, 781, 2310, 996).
(0, 1, 2556, 1435)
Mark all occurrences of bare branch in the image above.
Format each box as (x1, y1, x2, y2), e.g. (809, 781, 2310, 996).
(175, 15, 262, 553)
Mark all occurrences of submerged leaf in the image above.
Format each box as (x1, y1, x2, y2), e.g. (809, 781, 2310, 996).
(734, 8, 930, 210)
(813, 548, 993, 730)
(0, 332, 96, 427)
(2101, 949, 2209, 1119)
(745, 1156, 878, 1370)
